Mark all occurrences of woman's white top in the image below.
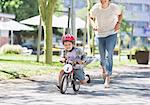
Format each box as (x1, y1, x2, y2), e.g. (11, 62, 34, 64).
(90, 3, 122, 37)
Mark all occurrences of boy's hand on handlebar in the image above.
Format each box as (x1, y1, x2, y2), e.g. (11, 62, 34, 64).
(59, 57, 66, 63)
(78, 61, 85, 64)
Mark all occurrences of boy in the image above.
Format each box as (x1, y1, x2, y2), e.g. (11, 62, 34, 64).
(57, 34, 90, 89)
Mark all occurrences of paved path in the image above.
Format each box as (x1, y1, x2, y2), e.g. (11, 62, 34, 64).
(0, 66, 150, 105)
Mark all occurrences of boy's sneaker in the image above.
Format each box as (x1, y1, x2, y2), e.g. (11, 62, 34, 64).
(86, 74, 91, 83)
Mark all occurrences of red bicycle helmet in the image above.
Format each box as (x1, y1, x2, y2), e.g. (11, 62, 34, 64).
(62, 34, 76, 44)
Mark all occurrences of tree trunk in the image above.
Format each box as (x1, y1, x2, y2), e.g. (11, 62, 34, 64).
(87, 0, 91, 55)
(44, 17, 53, 64)
(87, 0, 93, 55)
(38, 0, 57, 64)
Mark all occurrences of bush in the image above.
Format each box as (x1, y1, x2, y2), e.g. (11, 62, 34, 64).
(0, 44, 23, 54)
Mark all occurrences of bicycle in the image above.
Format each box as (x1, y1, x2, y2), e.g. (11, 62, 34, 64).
(60, 61, 80, 94)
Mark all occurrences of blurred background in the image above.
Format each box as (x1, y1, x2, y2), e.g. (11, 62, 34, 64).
(0, 0, 150, 65)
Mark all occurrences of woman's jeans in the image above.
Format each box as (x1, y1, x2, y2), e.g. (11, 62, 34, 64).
(96, 34, 117, 76)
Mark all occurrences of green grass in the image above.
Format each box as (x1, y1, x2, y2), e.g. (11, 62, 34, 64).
(0, 54, 62, 80)
(86, 58, 137, 69)
(0, 54, 138, 80)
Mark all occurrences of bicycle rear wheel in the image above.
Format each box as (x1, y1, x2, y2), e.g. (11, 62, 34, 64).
(72, 80, 80, 92)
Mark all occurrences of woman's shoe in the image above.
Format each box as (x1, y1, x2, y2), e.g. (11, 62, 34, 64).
(104, 82, 110, 88)
(104, 77, 110, 88)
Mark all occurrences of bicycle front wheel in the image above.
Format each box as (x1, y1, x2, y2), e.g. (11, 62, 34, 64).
(60, 74, 68, 94)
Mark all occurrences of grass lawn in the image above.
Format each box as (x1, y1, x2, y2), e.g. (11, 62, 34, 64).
(0, 54, 137, 80)
(0, 54, 63, 80)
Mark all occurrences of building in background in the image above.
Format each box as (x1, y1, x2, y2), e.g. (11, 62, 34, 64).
(0, 13, 15, 46)
(112, 0, 150, 49)
(113, 0, 150, 37)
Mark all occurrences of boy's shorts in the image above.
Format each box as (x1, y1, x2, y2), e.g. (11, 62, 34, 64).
(74, 68, 85, 81)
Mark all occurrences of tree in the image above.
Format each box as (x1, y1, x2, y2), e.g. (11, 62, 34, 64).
(120, 19, 132, 35)
(0, 0, 23, 12)
(38, 0, 57, 64)
(0, 0, 39, 21)
(0, 0, 62, 21)
(15, 0, 39, 21)
(87, 0, 95, 55)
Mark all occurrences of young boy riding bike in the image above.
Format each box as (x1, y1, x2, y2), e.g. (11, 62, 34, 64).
(57, 34, 90, 89)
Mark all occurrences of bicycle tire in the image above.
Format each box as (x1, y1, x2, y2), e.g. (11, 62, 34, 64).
(60, 74, 68, 94)
(72, 80, 80, 92)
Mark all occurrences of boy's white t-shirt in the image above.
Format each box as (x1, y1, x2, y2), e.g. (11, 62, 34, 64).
(90, 3, 122, 37)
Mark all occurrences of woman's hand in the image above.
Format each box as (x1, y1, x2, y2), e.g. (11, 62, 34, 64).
(93, 25, 98, 31)
(114, 22, 121, 32)
(89, 16, 98, 31)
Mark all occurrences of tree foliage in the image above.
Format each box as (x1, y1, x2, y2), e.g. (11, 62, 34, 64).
(0, 0, 39, 21)
(120, 19, 132, 35)
(0, 0, 63, 21)
(0, 0, 23, 12)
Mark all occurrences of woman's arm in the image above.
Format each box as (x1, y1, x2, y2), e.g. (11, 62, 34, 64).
(114, 11, 123, 32)
(89, 13, 98, 31)
(117, 11, 123, 24)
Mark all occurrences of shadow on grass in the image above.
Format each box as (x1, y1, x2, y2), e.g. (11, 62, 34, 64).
(0, 70, 27, 79)
(0, 59, 62, 66)
(0, 58, 40, 63)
